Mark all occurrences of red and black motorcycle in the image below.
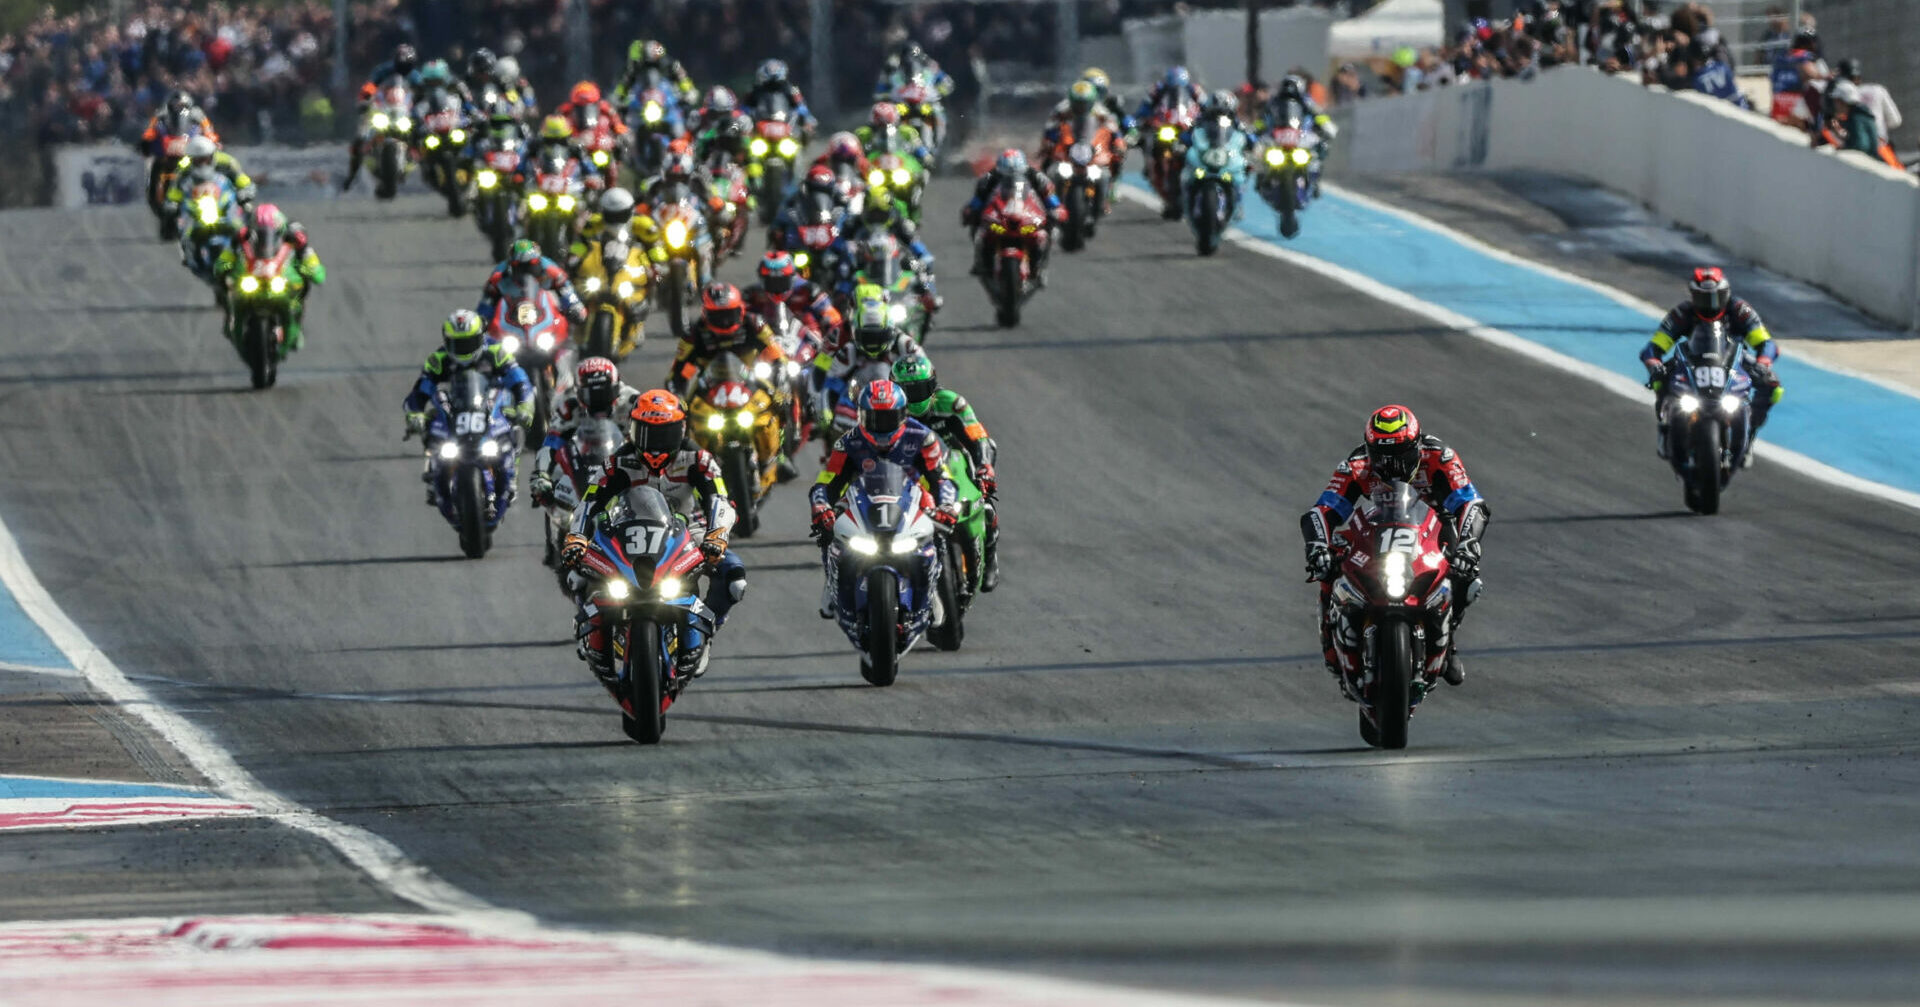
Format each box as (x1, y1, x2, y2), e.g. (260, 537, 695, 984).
(974, 177, 1050, 328)
(1144, 96, 1199, 220)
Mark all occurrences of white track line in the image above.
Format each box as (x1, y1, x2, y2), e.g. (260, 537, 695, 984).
(1118, 186, 1920, 514)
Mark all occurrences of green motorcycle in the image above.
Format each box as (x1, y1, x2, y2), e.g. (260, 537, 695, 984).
(223, 237, 306, 389)
(938, 449, 991, 624)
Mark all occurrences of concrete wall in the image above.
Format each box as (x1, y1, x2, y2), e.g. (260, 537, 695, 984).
(1122, 8, 1332, 92)
(1328, 69, 1920, 329)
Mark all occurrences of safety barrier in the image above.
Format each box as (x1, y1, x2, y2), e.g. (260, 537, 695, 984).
(1326, 69, 1920, 329)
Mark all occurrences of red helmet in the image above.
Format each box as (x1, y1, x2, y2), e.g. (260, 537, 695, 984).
(701, 281, 745, 335)
(758, 250, 797, 295)
(1363, 405, 1422, 482)
(1689, 266, 1731, 320)
(828, 132, 861, 163)
(663, 150, 694, 180)
(803, 163, 837, 196)
(569, 80, 601, 106)
(869, 101, 901, 128)
(575, 356, 619, 416)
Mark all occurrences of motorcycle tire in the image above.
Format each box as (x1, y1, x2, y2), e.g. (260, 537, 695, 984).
(375, 142, 401, 201)
(488, 211, 512, 263)
(587, 311, 616, 361)
(529, 367, 553, 450)
(665, 261, 689, 341)
(159, 215, 179, 242)
(757, 163, 786, 227)
(723, 447, 760, 539)
(1368, 620, 1413, 750)
(243, 315, 276, 391)
(1195, 183, 1223, 256)
(1688, 420, 1722, 516)
(621, 619, 667, 744)
(1278, 168, 1301, 239)
(929, 539, 965, 652)
(447, 180, 468, 218)
(455, 465, 490, 559)
(1062, 186, 1087, 252)
(860, 568, 900, 687)
(994, 256, 1022, 329)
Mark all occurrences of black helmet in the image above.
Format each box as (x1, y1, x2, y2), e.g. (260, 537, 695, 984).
(576, 357, 620, 416)
(1837, 57, 1861, 81)
(1791, 28, 1818, 52)
(393, 43, 418, 73)
(164, 90, 194, 117)
(1689, 266, 1731, 320)
(468, 47, 496, 78)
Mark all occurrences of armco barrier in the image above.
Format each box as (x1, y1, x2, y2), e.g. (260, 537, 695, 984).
(54, 143, 366, 210)
(1327, 70, 1920, 330)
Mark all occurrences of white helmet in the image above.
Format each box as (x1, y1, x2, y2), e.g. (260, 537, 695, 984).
(496, 56, 521, 83)
(599, 186, 635, 224)
(185, 135, 217, 171)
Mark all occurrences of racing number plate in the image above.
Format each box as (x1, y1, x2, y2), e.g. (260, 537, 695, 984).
(515, 302, 540, 327)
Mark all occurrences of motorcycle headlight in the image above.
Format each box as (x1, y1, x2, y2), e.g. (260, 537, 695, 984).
(706, 413, 727, 431)
(1054, 162, 1072, 179)
(239, 276, 260, 293)
(891, 168, 911, 187)
(370, 112, 390, 130)
(848, 535, 879, 556)
(616, 280, 636, 299)
(1678, 394, 1701, 413)
(776, 138, 799, 157)
(425, 135, 441, 149)
(500, 335, 522, 355)
(1382, 550, 1409, 599)
(477, 170, 498, 189)
(736, 410, 756, 429)
(196, 197, 217, 224)
(479, 439, 501, 458)
(592, 150, 609, 166)
(1158, 126, 1177, 142)
(792, 251, 809, 269)
(395, 116, 412, 132)
(527, 193, 550, 211)
(535, 332, 556, 352)
(657, 576, 682, 598)
(749, 138, 769, 157)
(664, 219, 688, 248)
(1264, 148, 1285, 167)
(450, 129, 467, 143)
(1193, 168, 1205, 179)
(605, 578, 630, 600)
(643, 103, 663, 124)
(1291, 147, 1312, 166)
(753, 361, 772, 381)
(867, 169, 885, 187)
(583, 276, 603, 294)
(1719, 395, 1743, 415)
(890, 535, 921, 555)
(557, 194, 577, 212)
(268, 275, 287, 293)
(1086, 164, 1102, 180)
(438, 442, 460, 460)
(888, 303, 908, 325)
(786, 361, 801, 378)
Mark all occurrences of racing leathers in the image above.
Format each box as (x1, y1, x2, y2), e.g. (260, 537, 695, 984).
(1641, 298, 1783, 442)
(1261, 88, 1333, 192)
(1301, 439, 1488, 684)
(815, 328, 926, 427)
(743, 79, 817, 136)
(1133, 81, 1211, 129)
(532, 382, 644, 507)
(164, 149, 255, 212)
(613, 50, 698, 108)
(962, 166, 1064, 279)
(855, 122, 931, 166)
(477, 255, 587, 324)
(139, 109, 219, 203)
(564, 438, 744, 676)
(213, 222, 325, 348)
(667, 314, 792, 413)
(912, 388, 1000, 590)
(842, 208, 940, 307)
(809, 420, 957, 614)
(402, 343, 535, 513)
(516, 138, 604, 190)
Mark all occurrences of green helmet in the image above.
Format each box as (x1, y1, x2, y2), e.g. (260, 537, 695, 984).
(891, 355, 937, 414)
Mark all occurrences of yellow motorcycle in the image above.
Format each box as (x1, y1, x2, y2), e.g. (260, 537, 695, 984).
(574, 226, 650, 362)
(642, 188, 710, 341)
(685, 354, 782, 538)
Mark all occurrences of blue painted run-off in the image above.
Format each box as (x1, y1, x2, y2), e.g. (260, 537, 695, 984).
(0, 775, 211, 799)
(0, 588, 70, 669)
(1129, 178, 1919, 495)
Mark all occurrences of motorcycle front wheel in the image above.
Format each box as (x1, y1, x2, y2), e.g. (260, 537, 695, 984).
(1366, 619, 1413, 750)
(994, 256, 1022, 329)
(243, 314, 276, 390)
(455, 464, 490, 559)
(1686, 419, 1723, 515)
(861, 568, 900, 687)
(929, 541, 965, 652)
(621, 618, 667, 744)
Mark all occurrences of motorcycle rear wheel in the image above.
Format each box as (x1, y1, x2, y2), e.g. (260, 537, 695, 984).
(455, 465, 490, 559)
(1367, 620, 1413, 750)
(994, 256, 1022, 329)
(929, 540, 965, 652)
(621, 619, 667, 744)
(861, 568, 900, 687)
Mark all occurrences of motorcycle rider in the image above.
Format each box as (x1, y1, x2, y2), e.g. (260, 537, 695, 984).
(343, 44, 421, 190)
(518, 114, 604, 190)
(961, 149, 1065, 282)
(1077, 67, 1136, 137)
(613, 39, 699, 108)
(811, 132, 873, 197)
(689, 85, 754, 166)
(214, 203, 326, 350)
(1641, 267, 1784, 455)
(567, 185, 640, 271)
(556, 81, 628, 141)
(560, 388, 743, 678)
(532, 355, 644, 513)
(139, 91, 220, 202)
(875, 40, 955, 103)
(668, 282, 792, 404)
(743, 60, 817, 139)
(1134, 66, 1210, 134)
(495, 56, 539, 118)
(171, 137, 242, 280)
(1301, 405, 1488, 687)
(1262, 74, 1334, 197)
(745, 249, 843, 350)
(165, 135, 255, 215)
(892, 354, 1000, 592)
(810, 379, 958, 617)
(856, 102, 932, 166)
(842, 187, 941, 311)
(1047, 78, 1127, 140)
(816, 298, 927, 430)
(478, 238, 589, 326)
(402, 309, 537, 510)
(768, 163, 849, 253)
(415, 58, 474, 107)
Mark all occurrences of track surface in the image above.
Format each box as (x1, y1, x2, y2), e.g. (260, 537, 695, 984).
(3, 181, 1920, 1003)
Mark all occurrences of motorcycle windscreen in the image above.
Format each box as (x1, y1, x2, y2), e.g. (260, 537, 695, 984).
(1366, 480, 1431, 527)
(854, 463, 914, 533)
(1684, 321, 1737, 369)
(865, 235, 901, 288)
(574, 418, 625, 467)
(758, 93, 791, 119)
(446, 368, 493, 415)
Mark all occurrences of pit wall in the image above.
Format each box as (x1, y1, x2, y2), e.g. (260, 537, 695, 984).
(1326, 69, 1920, 330)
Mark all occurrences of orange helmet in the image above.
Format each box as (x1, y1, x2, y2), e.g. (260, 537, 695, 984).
(629, 389, 686, 470)
(701, 281, 745, 335)
(1363, 405, 1422, 482)
(570, 81, 601, 106)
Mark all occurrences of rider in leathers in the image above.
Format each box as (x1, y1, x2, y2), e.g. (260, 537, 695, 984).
(1260, 75, 1334, 196)
(402, 310, 536, 514)
(893, 353, 1001, 592)
(531, 356, 643, 514)
(1641, 266, 1783, 457)
(961, 149, 1066, 281)
(1300, 405, 1488, 687)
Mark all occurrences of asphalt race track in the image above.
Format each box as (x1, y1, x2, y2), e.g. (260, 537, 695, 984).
(3, 180, 1920, 1004)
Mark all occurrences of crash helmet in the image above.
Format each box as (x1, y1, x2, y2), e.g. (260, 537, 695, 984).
(701, 281, 745, 335)
(870, 101, 901, 128)
(392, 43, 418, 75)
(185, 134, 217, 174)
(994, 148, 1027, 176)
(442, 309, 487, 365)
(1081, 67, 1111, 99)
(635, 40, 667, 64)
(599, 186, 635, 227)
(890, 355, 938, 415)
(1067, 79, 1097, 116)
(1205, 89, 1238, 117)
(662, 149, 695, 182)
(1164, 66, 1191, 91)
(628, 389, 686, 470)
(898, 41, 925, 64)
(757, 59, 789, 86)
(570, 80, 601, 106)
(705, 86, 738, 114)
(496, 56, 522, 83)
(827, 131, 861, 165)
(851, 299, 896, 357)
(467, 47, 497, 79)
(418, 59, 452, 87)
(540, 114, 573, 141)
(1791, 28, 1818, 52)
(247, 203, 285, 256)
(1363, 405, 1423, 483)
(575, 356, 620, 416)
(164, 90, 194, 118)
(1279, 74, 1306, 101)
(487, 99, 518, 128)
(508, 238, 544, 276)
(803, 163, 837, 198)
(859, 380, 909, 446)
(1689, 266, 1731, 320)
(758, 250, 798, 295)
(1836, 57, 1861, 81)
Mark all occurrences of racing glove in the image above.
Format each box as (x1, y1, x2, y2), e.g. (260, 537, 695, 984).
(701, 529, 729, 561)
(1304, 541, 1335, 582)
(560, 533, 591, 569)
(976, 463, 997, 497)
(810, 503, 835, 541)
(932, 504, 959, 529)
(505, 400, 536, 427)
(405, 411, 428, 437)
(529, 472, 556, 507)
(1642, 357, 1667, 391)
(1449, 539, 1482, 580)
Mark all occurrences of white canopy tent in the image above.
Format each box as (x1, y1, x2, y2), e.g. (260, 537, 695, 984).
(1328, 0, 1445, 62)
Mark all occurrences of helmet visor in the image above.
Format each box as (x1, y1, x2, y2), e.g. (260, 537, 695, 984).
(446, 332, 485, 361)
(1691, 285, 1730, 317)
(864, 404, 905, 437)
(706, 306, 743, 333)
(634, 418, 684, 459)
(856, 327, 893, 356)
(583, 383, 616, 415)
(898, 377, 936, 407)
(1367, 440, 1420, 483)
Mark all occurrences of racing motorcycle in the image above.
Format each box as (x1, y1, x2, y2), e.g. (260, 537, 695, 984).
(574, 226, 649, 362)
(363, 77, 416, 200)
(541, 416, 624, 583)
(704, 155, 754, 261)
(147, 125, 197, 240)
(1321, 480, 1465, 750)
(975, 176, 1049, 328)
(415, 87, 470, 216)
(1659, 320, 1758, 515)
(757, 297, 820, 454)
(178, 176, 242, 299)
(856, 232, 932, 342)
(224, 225, 304, 389)
(1184, 114, 1249, 256)
(522, 149, 587, 265)
(473, 135, 525, 262)
(627, 86, 681, 179)
(866, 151, 925, 225)
(784, 189, 846, 288)
(893, 78, 944, 162)
(826, 457, 963, 685)
(1046, 115, 1120, 251)
(748, 92, 804, 226)
(1256, 114, 1316, 240)
(939, 449, 991, 622)
(572, 483, 716, 743)
(1144, 95, 1200, 220)
(412, 368, 517, 559)
(686, 355, 780, 538)
(573, 101, 623, 191)
(645, 183, 711, 340)
(486, 274, 571, 448)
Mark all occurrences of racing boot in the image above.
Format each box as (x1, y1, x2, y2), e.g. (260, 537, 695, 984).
(818, 576, 835, 619)
(1442, 650, 1466, 687)
(980, 503, 1000, 592)
(677, 625, 711, 678)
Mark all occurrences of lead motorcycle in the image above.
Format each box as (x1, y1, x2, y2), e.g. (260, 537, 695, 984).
(826, 458, 963, 685)
(1658, 319, 1758, 515)
(411, 368, 519, 559)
